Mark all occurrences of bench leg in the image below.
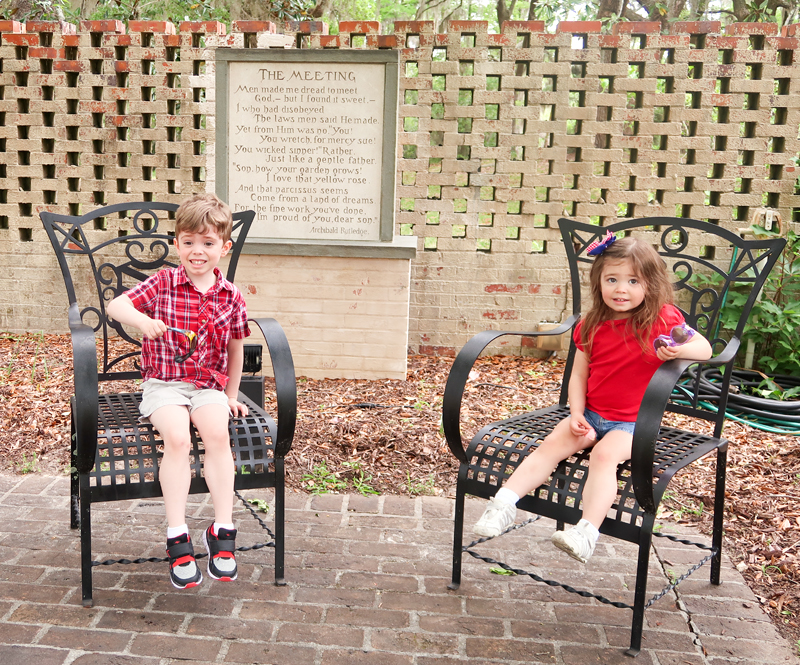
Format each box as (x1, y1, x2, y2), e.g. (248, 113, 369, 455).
(448, 478, 466, 590)
(70, 421, 79, 530)
(79, 478, 93, 607)
(711, 444, 728, 586)
(626, 516, 654, 657)
(273, 458, 286, 586)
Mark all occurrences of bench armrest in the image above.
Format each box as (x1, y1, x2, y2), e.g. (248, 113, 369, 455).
(442, 317, 579, 463)
(69, 304, 100, 473)
(631, 338, 740, 513)
(248, 318, 297, 458)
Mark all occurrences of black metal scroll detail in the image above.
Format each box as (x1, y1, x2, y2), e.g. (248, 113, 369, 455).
(91, 490, 276, 567)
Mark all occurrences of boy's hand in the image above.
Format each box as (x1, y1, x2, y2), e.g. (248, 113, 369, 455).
(228, 397, 249, 418)
(140, 317, 168, 340)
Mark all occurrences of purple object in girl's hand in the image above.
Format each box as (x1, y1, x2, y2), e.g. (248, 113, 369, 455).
(653, 323, 695, 352)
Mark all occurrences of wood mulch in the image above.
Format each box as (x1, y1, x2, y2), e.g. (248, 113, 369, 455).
(1, 332, 798, 647)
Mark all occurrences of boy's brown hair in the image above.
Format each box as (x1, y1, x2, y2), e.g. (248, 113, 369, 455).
(175, 193, 233, 242)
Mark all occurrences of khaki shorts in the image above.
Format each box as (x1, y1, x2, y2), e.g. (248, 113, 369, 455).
(139, 379, 231, 422)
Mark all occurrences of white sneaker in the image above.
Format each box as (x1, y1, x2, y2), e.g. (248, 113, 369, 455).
(473, 496, 517, 537)
(551, 520, 597, 563)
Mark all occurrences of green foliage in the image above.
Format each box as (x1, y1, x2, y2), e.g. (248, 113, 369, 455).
(302, 461, 347, 495)
(247, 498, 270, 513)
(342, 461, 379, 496)
(16, 452, 39, 474)
(404, 471, 435, 496)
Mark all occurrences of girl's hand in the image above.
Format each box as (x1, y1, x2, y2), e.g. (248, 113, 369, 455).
(570, 413, 596, 441)
(656, 344, 680, 362)
(228, 397, 249, 418)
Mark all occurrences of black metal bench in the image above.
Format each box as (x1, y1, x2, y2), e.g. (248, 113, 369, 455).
(442, 217, 785, 656)
(41, 202, 297, 607)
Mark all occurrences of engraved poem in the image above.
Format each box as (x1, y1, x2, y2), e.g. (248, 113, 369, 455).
(227, 61, 385, 241)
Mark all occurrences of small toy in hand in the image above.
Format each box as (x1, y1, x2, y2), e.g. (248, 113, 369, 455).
(168, 327, 197, 363)
(653, 323, 695, 352)
(586, 230, 617, 256)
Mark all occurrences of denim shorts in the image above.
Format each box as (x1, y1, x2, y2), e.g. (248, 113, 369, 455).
(583, 409, 636, 439)
(139, 379, 231, 422)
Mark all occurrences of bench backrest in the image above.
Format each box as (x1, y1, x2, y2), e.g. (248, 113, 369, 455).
(558, 217, 786, 437)
(41, 202, 255, 383)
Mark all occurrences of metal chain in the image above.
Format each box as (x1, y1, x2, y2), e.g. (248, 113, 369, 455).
(92, 490, 276, 567)
(465, 518, 718, 612)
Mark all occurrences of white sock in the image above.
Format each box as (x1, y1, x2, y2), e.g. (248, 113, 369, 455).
(167, 524, 189, 540)
(576, 518, 600, 543)
(494, 488, 520, 506)
(213, 522, 235, 535)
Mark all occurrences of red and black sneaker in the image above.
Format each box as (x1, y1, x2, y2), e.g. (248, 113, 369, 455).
(202, 524, 238, 581)
(166, 533, 202, 589)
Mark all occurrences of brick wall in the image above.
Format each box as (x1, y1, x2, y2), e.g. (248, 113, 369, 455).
(2, 18, 799, 363)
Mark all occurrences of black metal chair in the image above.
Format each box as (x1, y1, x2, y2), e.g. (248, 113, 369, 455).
(41, 202, 297, 607)
(443, 217, 786, 656)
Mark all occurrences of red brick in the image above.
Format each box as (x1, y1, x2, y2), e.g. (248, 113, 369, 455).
(0, 20, 24, 33)
(130, 634, 221, 660)
(725, 21, 779, 35)
(285, 21, 327, 35)
(0, 645, 70, 665)
(128, 21, 176, 34)
(80, 20, 125, 33)
(557, 21, 602, 33)
(26, 21, 76, 34)
(466, 636, 556, 661)
(417, 345, 455, 357)
(233, 21, 277, 34)
(613, 21, 661, 34)
(393, 21, 435, 34)
(225, 642, 316, 664)
(485, 284, 523, 293)
(447, 20, 488, 33)
(671, 21, 721, 34)
(276, 622, 363, 646)
(319, 35, 340, 48)
(54, 61, 84, 72)
(339, 21, 380, 34)
(502, 21, 546, 33)
(2, 34, 39, 45)
(377, 35, 398, 48)
(39, 626, 132, 652)
(482, 310, 519, 320)
(179, 21, 227, 34)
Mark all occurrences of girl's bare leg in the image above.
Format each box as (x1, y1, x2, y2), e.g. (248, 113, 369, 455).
(148, 405, 192, 528)
(503, 417, 595, 498)
(191, 403, 235, 525)
(580, 430, 633, 528)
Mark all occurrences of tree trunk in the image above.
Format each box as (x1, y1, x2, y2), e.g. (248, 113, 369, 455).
(496, 0, 518, 28)
(596, 0, 621, 20)
(310, 0, 335, 20)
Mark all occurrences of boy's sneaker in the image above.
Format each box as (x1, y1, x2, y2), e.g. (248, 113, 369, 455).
(203, 525, 238, 581)
(166, 533, 202, 589)
(473, 496, 517, 538)
(551, 520, 597, 563)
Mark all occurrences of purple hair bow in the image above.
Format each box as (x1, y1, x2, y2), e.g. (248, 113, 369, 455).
(586, 230, 617, 256)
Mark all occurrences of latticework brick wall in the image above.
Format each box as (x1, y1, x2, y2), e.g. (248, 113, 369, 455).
(2, 18, 799, 357)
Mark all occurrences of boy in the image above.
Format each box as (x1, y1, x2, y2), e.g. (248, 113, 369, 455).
(107, 193, 250, 589)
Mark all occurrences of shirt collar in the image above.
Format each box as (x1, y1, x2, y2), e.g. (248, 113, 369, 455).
(172, 265, 233, 293)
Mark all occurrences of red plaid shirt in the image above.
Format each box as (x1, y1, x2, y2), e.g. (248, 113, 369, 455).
(125, 266, 250, 391)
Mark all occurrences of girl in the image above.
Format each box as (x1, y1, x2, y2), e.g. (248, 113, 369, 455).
(473, 235, 713, 563)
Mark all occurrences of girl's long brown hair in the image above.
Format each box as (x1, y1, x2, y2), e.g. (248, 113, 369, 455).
(580, 237, 674, 356)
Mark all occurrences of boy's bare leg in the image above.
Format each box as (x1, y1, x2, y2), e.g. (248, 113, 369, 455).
(580, 430, 633, 528)
(148, 405, 192, 528)
(191, 403, 234, 524)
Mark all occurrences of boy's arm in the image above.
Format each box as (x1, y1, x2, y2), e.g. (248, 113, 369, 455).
(107, 294, 167, 340)
(225, 337, 249, 417)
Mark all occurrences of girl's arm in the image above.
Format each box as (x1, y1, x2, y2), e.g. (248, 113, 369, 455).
(655, 330, 713, 363)
(225, 337, 249, 417)
(107, 294, 167, 340)
(568, 349, 595, 439)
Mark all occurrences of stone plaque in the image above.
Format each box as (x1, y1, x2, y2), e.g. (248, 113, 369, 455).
(217, 51, 398, 243)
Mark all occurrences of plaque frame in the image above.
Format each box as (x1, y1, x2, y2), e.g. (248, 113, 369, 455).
(216, 49, 399, 247)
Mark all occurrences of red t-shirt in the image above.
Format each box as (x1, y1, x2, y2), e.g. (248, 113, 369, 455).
(125, 266, 250, 391)
(573, 304, 684, 422)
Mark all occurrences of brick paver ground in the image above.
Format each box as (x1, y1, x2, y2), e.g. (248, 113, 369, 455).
(0, 473, 797, 665)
